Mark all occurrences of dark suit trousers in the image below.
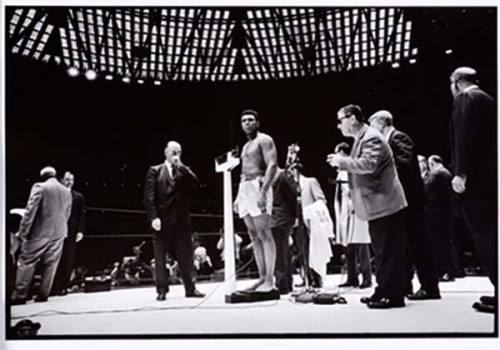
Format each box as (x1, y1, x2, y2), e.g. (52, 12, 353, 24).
(13, 237, 65, 299)
(460, 190, 497, 287)
(403, 206, 440, 294)
(52, 232, 77, 292)
(426, 207, 454, 277)
(152, 219, 196, 294)
(369, 210, 406, 300)
(346, 244, 372, 285)
(271, 224, 293, 291)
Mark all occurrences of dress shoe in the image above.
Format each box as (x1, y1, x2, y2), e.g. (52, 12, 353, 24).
(11, 298, 27, 306)
(473, 301, 495, 314)
(338, 281, 359, 288)
(439, 273, 455, 282)
(360, 295, 378, 304)
(367, 297, 405, 309)
(156, 292, 166, 301)
(34, 296, 48, 303)
(479, 295, 496, 306)
(406, 289, 441, 300)
(359, 282, 372, 289)
(58, 289, 68, 296)
(186, 289, 205, 298)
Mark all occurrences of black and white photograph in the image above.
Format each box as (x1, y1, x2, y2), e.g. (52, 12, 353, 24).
(1, 0, 498, 348)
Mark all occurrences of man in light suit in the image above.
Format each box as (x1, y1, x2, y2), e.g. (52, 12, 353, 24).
(327, 104, 408, 309)
(11, 167, 72, 304)
(144, 141, 205, 301)
(449, 67, 497, 314)
(298, 172, 330, 288)
(369, 110, 440, 301)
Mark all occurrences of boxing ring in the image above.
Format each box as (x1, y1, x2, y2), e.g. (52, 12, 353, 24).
(7, 150, 496, 337)
(8, 274, 495, 336)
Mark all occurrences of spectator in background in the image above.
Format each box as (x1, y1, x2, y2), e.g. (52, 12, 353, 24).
(193, 245, 214, 281)
(418, 155, 429, 181)
(299, 171, 334, 289)
(217, 229, 243, 268)
(333, 142, 372, 289)
(425, 155, 455, 282)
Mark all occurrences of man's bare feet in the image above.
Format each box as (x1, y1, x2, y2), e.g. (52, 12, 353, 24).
(255, 282, 275, 293)
(242, 279, 265, 292)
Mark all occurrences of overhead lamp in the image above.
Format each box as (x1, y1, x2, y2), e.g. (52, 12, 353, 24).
(445, 49, 453, 55)
(154, 80, 161, 86)
(67, 66, 79, 77)
(105, 75, 113, 80)
(391, 62, 400, 68)
(85, 69, 97, 80)
(122, 76, 131, 83)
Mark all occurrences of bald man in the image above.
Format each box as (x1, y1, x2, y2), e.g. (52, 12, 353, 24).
(369, 110, 441, 301)
(449, 67, 496, 313)
(144, 141, 205, 301)
(11, 167, 72, 305)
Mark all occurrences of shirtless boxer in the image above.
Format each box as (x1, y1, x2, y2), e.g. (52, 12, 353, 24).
(234, 109, 278, 292)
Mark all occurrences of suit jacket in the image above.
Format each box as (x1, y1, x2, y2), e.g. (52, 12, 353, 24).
(271, 169, 297, 228)
(143, 163, 199, 230)
(425, 167, 453, 212)
(450, 86, 496, 194)
(67, 190, 85, 240)
(299, 176, 326, 207)
(18, 177, 73, 240)
(338, 125, 407, 221)
(388, 129, 427, 208)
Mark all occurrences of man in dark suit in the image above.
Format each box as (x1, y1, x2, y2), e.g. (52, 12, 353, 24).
(270, 167, 297, 294)
(369, 110, 440, 301)
(327, 104, 408, 309)
(11, 167, 73, 304)
(144, 141, 205, 301)
(51, 171, 85, 296)
(425, 155, 455, 281)
(449, 67, 497, 314)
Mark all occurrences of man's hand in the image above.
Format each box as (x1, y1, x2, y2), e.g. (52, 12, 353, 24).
(76, 232, 84, 242)
(233, 200, 239, 214)
(326, 153, 341, 168)
(452, 175, 467, 194)
(257, 192, 267, 213)
(152, 218, 162, 231)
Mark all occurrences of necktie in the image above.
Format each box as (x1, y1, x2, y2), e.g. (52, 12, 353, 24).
(171, 165, 177, 179)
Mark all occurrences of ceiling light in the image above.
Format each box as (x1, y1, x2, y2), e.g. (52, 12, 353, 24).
(67, 66, 79, 77)
(85, 69, 97, 80)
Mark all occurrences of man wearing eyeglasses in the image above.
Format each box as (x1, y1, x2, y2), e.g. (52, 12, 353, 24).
(327, 104, 408, 309)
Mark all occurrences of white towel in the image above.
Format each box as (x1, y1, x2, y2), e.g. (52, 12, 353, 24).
(302, 200, 334, 281)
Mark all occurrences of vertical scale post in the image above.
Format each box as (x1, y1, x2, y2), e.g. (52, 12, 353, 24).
(214, 149, 240, 300)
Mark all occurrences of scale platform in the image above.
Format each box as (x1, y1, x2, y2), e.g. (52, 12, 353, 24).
(225, 289, 281, 303)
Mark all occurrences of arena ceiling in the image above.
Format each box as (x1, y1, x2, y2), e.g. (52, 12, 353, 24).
(7, 7, 418, 83)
